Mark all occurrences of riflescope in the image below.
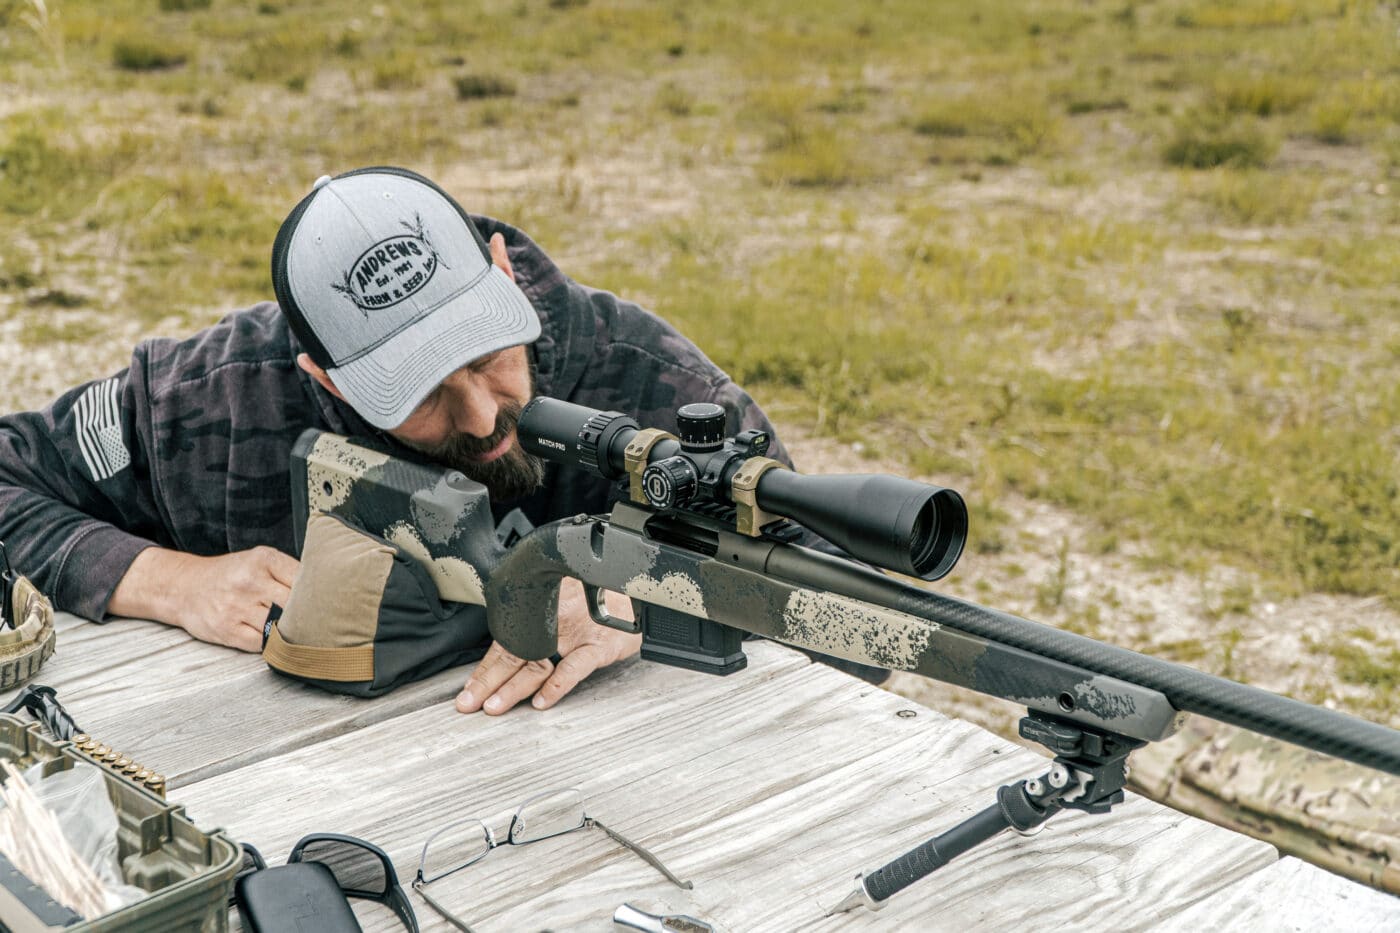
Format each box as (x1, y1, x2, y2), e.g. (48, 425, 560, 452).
(518, 397, 968, 581)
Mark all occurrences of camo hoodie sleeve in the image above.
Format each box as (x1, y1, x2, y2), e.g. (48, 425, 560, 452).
(0, 303, 336, 623)
(0, 356, 168, 622)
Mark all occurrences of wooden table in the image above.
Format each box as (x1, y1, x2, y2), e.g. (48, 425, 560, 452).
(7, 612, 1398, 931)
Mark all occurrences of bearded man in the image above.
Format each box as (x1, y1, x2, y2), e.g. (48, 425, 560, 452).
(0, 167, 882, 714)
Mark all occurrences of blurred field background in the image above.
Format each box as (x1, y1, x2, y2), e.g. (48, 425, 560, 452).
(2, 0, 1398, 883)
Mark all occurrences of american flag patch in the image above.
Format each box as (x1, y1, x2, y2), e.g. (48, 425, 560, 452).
(74, 377, 130, 482)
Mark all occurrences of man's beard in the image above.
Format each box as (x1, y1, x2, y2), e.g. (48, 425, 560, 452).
(406, 400, 547, 501)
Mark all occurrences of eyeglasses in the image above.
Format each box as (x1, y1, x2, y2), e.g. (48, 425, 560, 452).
(413, 788, 691, 932)
(230, 842, 267, 905)
(231, 834, 419, 933)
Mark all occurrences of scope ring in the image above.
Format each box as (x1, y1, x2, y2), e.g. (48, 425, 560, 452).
(623, 428, 677, 506)
(730, 457, 787, 536)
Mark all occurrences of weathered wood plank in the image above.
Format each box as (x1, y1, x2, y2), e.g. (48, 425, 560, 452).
(1147, 856, 1400, 932)
(180, 660, 1276, 932)
(2, 614, 812, 789)
(32, 614, 1374, 930)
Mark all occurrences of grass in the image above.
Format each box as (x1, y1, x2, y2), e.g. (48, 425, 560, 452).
(1190, 169, 1320, 225)
(1319, 637, 1400, 717)
(1, 0, 1398, 626)
(112, 36, 188, 71)
(913, 86, 1063, 165)
(455, 74, 516, 100)
(1212, 73, 1313, 117)
(1164, 111, 1277, 168)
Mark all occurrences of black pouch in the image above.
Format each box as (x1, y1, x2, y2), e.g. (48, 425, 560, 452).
(262, 511, 489, 697)
(236, 862, 362, 933)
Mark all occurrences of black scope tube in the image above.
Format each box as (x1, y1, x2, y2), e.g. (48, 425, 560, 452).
(518, 398, 965, 579)
(518, 397, 670, 476)
(765, 543, 1400, 777)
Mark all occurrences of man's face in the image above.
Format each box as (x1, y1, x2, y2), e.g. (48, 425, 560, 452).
(387, 345, 546, 500)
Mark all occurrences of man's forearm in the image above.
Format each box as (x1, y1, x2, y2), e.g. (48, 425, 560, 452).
(106, 546, 191, 625)
(106, 545, 300, 651)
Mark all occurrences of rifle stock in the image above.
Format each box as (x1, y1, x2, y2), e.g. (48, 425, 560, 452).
(292, 427, 1400, 776)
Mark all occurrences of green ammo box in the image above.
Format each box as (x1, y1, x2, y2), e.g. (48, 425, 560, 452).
(0, 714, 241, 932)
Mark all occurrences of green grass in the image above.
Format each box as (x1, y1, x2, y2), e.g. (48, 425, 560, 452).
(1, 0, 1398, 620)
(913, 86, 1063, 165)
(1319, 637, 1400, 717)
(1212, 73, 1313, 117)
(1190, 169, 1320, 225)
(1164, 111, 1277, 168)
(454, 74, 517, 100)
(112, 36, 188, 71)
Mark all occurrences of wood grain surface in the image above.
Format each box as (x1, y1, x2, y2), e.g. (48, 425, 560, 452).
(6, 612, 1396, 931)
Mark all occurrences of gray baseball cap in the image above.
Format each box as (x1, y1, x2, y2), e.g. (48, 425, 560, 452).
(271, 167, 541, 430)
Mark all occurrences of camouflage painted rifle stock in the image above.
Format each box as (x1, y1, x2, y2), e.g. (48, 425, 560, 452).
(291, 402, 1400, 910)
(289, 422, 1400, 775)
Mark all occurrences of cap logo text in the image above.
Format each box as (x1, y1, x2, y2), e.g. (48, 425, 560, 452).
(332, 214, 448, 314)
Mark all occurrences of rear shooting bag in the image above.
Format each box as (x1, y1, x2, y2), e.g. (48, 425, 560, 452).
(262, 511, 489, 697)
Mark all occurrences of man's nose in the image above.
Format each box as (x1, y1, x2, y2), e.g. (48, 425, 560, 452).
(448, 376, 500, 438)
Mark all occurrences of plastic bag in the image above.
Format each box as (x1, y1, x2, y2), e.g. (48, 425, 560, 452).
(10, 760, 146, 913)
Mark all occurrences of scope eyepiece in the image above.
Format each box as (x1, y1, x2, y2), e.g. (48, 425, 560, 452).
(518, 398, 640, 479)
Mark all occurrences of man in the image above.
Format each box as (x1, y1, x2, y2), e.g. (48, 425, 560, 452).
(0, 167, 879, 717)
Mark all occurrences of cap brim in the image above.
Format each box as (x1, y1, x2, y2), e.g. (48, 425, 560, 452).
(326, 266, 541, 430)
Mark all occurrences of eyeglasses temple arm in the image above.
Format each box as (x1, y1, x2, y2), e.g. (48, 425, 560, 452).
(589, 818, 694, 890)
(389, 884, 421, 933)
(411, 879, 478, 933)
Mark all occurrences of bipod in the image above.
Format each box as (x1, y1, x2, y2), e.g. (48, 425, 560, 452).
(828, 711, 1144, 915)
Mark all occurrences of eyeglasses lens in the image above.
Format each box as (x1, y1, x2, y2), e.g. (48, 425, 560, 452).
(510, 788, 587, 844)
(420, 819, 492, 883)
(297, 838, 388, 898)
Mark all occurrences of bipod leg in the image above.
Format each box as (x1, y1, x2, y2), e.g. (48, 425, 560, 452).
(826, 762, 1076, 916)
(828, 712, 1144, 916)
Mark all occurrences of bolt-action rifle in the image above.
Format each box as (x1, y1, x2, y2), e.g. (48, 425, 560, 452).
(290, 397, 1400, 915)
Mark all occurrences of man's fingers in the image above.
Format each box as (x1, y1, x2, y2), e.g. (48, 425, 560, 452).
(260, 548, 301, 588)
(225, 620, 265, 654)
(531, 645, 602, 710)
(478, 658, 556, 716)
(456, 642, 526, 713)
(254, 577, 293, 615)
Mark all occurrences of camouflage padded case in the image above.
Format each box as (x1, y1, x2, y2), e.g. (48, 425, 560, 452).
(0, 572, 56, 690)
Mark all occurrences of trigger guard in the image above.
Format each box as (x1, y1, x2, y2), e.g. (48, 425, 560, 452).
(583, 585, 640, 634)
(583, 583, 611, 625)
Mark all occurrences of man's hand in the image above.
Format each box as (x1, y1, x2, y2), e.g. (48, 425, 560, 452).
(455, 577, 640, 715)
(109, 546, 299, 652)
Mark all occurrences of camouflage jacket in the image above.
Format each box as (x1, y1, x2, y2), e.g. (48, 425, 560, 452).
(0, 216, 797, 622)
